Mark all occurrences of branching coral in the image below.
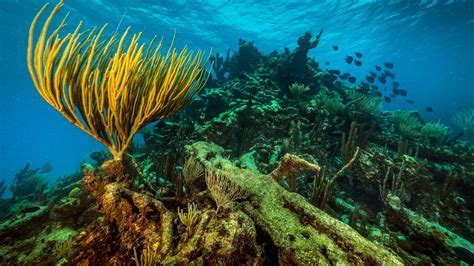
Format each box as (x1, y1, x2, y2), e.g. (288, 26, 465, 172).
(27, 1, 210, 160)
(312, 147, 359, 209)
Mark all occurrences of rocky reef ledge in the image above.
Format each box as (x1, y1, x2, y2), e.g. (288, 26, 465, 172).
(78, 141, 402, 265)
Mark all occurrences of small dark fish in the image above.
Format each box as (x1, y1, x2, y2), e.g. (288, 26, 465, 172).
(345, 56, 354, 64)
(355, 52, 363, 58)
(348, 76, 356, 83)
(371, 91, 382, 97)
(384, 96, 391, 103)
(390, 94, 396, 98)
(392, 81, 400, 89)
(375, 65, 382, 71)
(343, 72, 351, 76)
(354, 60, 362, 66)
(366, 76, 375, 83)
(398, 89, 407, 96)
(333, 45, 339, 51)
(384, 62, 394, 69)
(392, 88, 400, 95)
(338, 75, 348, 80)
(378, 75, 387, 84)
(370, 85, 379, 91)
(384, 86, 387, 91)
(406, 99, 414, 104)
(369, 71, 377, 78)
(328, 69, 341, 75)
(384, 70, 395, 80)
(426, 107, 433, 112)
(325, 62, 330, 65)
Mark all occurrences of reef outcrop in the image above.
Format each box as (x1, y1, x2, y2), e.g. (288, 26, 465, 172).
(77, 141, 402, 265)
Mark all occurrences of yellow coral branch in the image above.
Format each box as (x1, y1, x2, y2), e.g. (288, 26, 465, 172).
(28, 0, 210, 160)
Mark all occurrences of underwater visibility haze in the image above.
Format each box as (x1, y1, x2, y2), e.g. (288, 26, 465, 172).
(0, 0, 473, 264)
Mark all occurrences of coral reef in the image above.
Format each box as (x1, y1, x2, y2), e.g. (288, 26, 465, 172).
(74, 142, 402, 264)
(0, 4, 472, 264)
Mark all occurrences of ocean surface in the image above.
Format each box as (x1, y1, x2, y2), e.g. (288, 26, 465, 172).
(0, 0, 473, 195)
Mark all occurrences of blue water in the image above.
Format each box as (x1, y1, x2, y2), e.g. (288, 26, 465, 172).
(0, 0, 473, 197)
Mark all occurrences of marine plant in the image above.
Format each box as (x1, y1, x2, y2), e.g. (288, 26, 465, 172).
(133, 244, 159, 266)
(451, 108, 474, 141)
(392, 111, 422, 139)
(346, 89, 382, 116)
(421, 121, 451, 142)
(182, 156, 204, 190)
(312, 88, 345, 115)
(177, 202, 200, 232)
(288, 82, 310, 97)
(27, 0, 210, 160)
(205, 169, 248, 212)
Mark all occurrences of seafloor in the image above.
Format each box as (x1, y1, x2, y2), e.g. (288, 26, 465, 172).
(0, 32, 473, 265)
